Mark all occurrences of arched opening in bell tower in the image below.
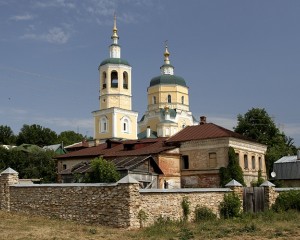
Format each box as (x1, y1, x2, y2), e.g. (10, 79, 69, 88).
(111, 71, 118, 88)
(123, 71, 128, 89)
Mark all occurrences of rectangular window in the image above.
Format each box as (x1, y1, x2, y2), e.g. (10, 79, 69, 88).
(182, 155, 189, 169)
(209, 152, 217, 168)
(252, 156, 256, 169)
(244, 155, 248, 169)
(63, 164, 67, 170)
(259, 157, 262, 170)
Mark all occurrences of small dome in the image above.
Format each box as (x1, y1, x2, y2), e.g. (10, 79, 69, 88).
(99, 58, 131, 67)
(150, 74, 187, 87)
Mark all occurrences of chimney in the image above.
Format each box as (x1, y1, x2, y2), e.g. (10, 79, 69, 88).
(297, 150, 300, 160)
(146, 126, 151, 138)
(200, 116, 206, 125)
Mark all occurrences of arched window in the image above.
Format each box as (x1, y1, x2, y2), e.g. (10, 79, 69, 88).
(123, 71, 128, 89)
(153, 96, 156, 104)
(111, 71, 118, 88)
(100, 117, 108, 133)
(121, 117, 130, 133)
(102, 72, 107, 89)
(181, 96, 184, 104)
(252, 156, 256, 169)
(167, 94, 171, 103)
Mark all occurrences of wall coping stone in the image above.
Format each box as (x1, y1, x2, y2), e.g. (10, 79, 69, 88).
(140, 188, 232, 193)
(12, 183, 118, 188)
(0, 167, 18, 175)
(275, 187, 300, 192)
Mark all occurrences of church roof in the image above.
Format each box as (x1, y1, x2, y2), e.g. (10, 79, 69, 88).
(99, 58, 131, 67)
(166, 123, 258, 143)
(150, 74, 187, 87)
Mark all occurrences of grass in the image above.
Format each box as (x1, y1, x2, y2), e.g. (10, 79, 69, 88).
(1, 210, 300, 239)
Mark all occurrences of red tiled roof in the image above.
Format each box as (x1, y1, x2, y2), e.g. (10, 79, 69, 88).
(56, 137, 175, 159)
(166, 123, 256, 143)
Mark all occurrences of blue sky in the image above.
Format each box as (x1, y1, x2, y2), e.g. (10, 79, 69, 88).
(1, 0, 300, 147)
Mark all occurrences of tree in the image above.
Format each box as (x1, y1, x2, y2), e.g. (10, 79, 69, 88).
(84, 157, 120, 183)
(220, 147, 246, 187)
(57, 131, 84, 146)
(16, 124, 58, 147)
(0, 147, 56, 183)
(234, 108, 297, 175)
(0, 125, 16, 145)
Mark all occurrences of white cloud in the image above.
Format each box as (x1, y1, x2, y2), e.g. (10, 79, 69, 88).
(34, 0, 75, 9)
(21, 27, 70, 44)
(10, 13, 34, 21)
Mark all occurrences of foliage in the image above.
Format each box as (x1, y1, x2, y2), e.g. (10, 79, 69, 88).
(57, 131, 84, 147)
(0, 125, 16, 145)
(251, 170, 265, 187)
(272, 190, 300, 212)
(84, 157, 120, 183)
(220, 147, 245, 187)
(234, 108, 297, 175)
(194, 205, 217, 222)
(16, 124, 58, 147)
(181, 197, 190, 221)
(137, 209, 148, 228)
(0, 147, 56, 182)
(220, 193, 241, 219)
(178, 227, 194, 240)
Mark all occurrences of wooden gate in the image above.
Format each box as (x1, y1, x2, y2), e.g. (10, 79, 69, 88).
(243, 187, 265, 213)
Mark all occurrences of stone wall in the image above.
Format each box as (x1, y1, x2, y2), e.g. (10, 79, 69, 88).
(8, 183, 140, 228)
(140, 188, 231, 226)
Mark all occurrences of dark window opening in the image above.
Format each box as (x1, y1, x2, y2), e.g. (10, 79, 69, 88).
(168, 94, 171, 103)
(102, 72, 107, 89)
(244, 154, 248, 169)
(182, 155, 189, 169)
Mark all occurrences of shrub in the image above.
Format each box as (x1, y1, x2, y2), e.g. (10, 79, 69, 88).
(272, 190, 300, 212)
(220, 147, 246, 187)
(181, 197, 190, 221)
(220, 192, 241, 218)
(138, 209, 148, 228)
(194, 205, 217, 222)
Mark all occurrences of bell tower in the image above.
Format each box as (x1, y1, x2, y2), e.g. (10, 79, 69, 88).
(93, 15, 138, 141)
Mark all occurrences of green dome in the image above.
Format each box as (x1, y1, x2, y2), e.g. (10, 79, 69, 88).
(99, 58, 131, 67)
(150, 75, 187, 87)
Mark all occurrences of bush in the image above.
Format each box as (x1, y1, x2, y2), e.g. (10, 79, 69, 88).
(194, 205, 216, 222)
(181, 197, 190, 221)
(272, 190, 300, 212)
(220, 193, 241, 218)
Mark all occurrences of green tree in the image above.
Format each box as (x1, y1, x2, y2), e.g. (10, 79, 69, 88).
(0, 147, 56, 182)
(234, 108, 297, 175)
(16, 124, 58, 147)
(0, 125, 16, 145)
(84, 157, 120, 183)
(220, 147, 246, 187)
(57, 131, 84, 146)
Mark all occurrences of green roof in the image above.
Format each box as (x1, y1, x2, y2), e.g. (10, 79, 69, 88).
(150, 74, 187, 87)
(99, 58, 131, 67)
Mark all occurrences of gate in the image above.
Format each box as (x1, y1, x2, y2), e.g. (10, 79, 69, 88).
(243, 187, 265, 213)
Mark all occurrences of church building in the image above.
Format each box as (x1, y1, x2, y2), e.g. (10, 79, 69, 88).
(93, 16, 197, 141)
(92, 15, 138, 142)
(138, 44, 198, 138)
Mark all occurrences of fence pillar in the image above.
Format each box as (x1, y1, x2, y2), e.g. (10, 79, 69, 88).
(225, 179, 243, 212)
(0, 168, 19, 211)
(260, 181, 276, 210)
(117, 175, 141, 229)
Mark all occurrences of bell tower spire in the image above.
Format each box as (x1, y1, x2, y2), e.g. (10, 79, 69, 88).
(109, 13, 121, 58)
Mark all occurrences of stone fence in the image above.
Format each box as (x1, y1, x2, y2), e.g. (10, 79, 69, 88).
(0, 168, 290, 229)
